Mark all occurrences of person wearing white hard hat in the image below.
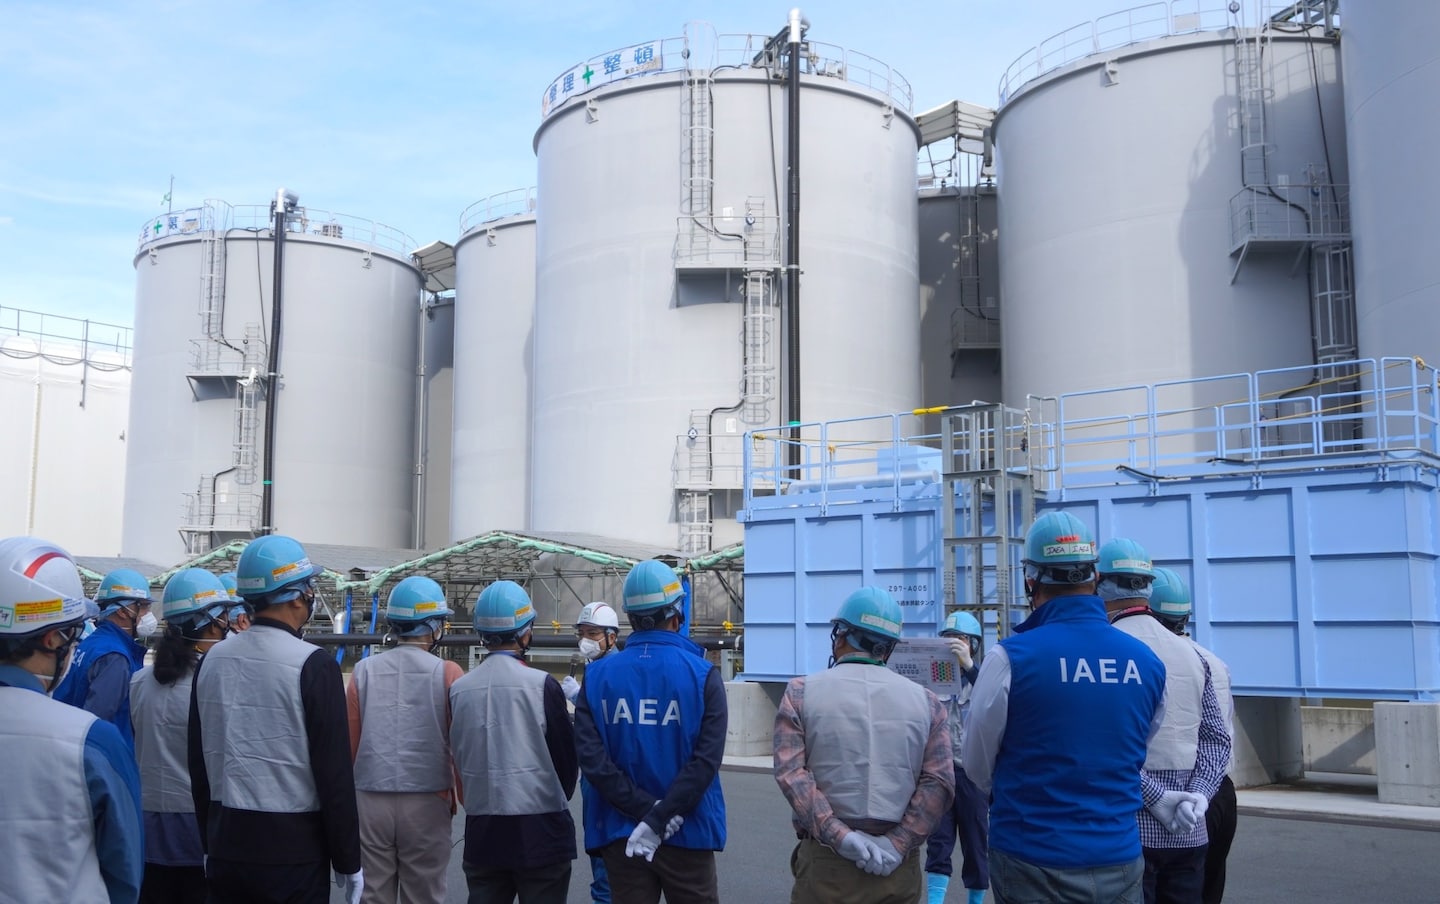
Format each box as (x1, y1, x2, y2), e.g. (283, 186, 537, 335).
(188, 535, 363, 904)
(346, 575, 462, 904)
(53, 566, 156, 749)
(132, 568, 236, 903)
(775, 586, 954, 904)
(0, 536, 144, 903)
(564, 601, 622, 904)
(450, 580, 578, 903)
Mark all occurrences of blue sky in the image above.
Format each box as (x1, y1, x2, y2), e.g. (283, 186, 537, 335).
(2, 0, 1135, 327)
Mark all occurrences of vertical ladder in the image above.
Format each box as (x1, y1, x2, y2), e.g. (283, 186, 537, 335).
(678, 490, 713, 555)
(233, 323, 265, 487)
(679, 63, 716, 262)
(742, 266, 777, 425)
(198, 227, 227, 338)
(1310, 242, 1361, 446)
(1237, 24, 1272, 188)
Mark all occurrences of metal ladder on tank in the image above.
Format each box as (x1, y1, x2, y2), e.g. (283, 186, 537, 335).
(1236, 24, 1273, 188)
(742, 267, 777, 425)
(233, 323, 265, 487)
(680, 64, 716, 260)
(940, 404, 1035, 640)
(678, 490, 713, 556)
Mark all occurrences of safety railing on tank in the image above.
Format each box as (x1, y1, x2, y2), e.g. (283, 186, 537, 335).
(0, 305, 133, 369)
(540, 32, 912, 121)
(1031, 357, 1440, 493)
(138, 200, 416, 256)
(998, 1, 1236, 103)
(674, 215, 782, 268)
(1229, 184, 1349, 249)
(459, 187, 538, 236)
(950, 298, 1001, 349)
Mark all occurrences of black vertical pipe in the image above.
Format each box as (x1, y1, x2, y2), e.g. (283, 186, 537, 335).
(261, 193, 288, 535)
(785, 13, 803, 471)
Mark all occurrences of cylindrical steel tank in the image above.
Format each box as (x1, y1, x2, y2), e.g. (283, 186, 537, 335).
(1342, 5, 1440, 367)
(450, 190, 537, 540)
(531, 37, 919, 548)
(995, 23, 1345, 411)
(124, 201, 422, 566)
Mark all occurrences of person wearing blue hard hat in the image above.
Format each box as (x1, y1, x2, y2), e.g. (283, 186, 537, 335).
(1100, 540, 1231, 904)
(187, 535, 363, 904)
(450, 579, 578, 904)
(53, 566, 156, 749)
(0, 536, 143, 904)
(217, 571, 251, 632)
(923, 610, 990, 904)
(131, 567, 235, 902)
(962, 513, 1168, 904)
(775, 586, 954, 904)
(1150, 567, 1238, 904)
(574, 559, 725, 904)
(345, 575, 462, 904)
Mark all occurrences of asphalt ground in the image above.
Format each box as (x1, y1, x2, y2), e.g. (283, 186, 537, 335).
(331, 767, 1440, 903)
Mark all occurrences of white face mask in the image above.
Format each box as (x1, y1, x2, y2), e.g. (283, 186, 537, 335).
(578, 638, 604, 661)
(135, 611, 159, 638)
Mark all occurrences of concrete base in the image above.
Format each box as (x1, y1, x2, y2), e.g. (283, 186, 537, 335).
(1375, 702, 1440, 807)
(725, 680, 781, 757)
(1232, 696, 1304, 788)
(1302, 705, 1376, 775)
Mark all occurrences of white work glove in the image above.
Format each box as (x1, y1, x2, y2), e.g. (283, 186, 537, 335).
(855, 832, 902, 877)
(663, 814, 684, 840)
(836, 832, 870, 866)
(945, 636, 974, 671)
(1175, 791, 1209, 830)
(560, 674, 581, 702)
(1148, 790, 1199, 835)
(333, 868, 363, 904)
(626, 821, 662, 861)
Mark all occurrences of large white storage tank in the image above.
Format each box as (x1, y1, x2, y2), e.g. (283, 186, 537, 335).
(450, 189, 537, 540)
(0, 309, 130, 554)
(995, 12, 1346, 415)
(530, 32, 920, 550)
(1341, 4, 1440, 367)
(419, 297, 454, 547)
(124, 201, 422, 566)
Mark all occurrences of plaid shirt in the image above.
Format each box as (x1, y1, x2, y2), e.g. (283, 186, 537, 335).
(773, 668, 954, 856)
(1137, 657, 1231, 849)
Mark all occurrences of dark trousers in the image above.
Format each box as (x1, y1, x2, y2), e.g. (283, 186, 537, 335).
(462, 860, 571, 904)
(924, 762, 991, 889)
(790, 838, 922, 904)
(1203, 776, 1238, 903)
(600, 839, 718, 904)
(1142, 844, 1208, 904)
(206, 858, 329, 904)
(140, 863, 206, 904)
(990, 849, 1143, 904)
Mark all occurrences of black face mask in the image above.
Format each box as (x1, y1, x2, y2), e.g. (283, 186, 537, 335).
(44, 626, 82, 692)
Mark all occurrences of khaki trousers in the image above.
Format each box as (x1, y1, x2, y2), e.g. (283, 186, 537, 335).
(357, 789, 452, 904)
(790, 837, 923, 904)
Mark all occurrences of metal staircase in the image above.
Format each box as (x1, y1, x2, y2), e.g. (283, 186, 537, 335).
(939, 404, 1035, 639)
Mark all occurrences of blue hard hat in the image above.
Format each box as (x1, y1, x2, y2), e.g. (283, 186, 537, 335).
(96, 568, 153, 613)
(161, 568, 231, 626)
(472, 580, 536, 635)
(218, 572, 239, 600)
(833, 586, 904, 642)
(387, 576, 453, 623)
(1023, 512, 1097, 584)
(1098, 538, 1154, 579)
(622, 560, 685, 613)
(941, 610, 983, 638)
(1150, 567, 1192, 619)
(235, 536, 320, 602)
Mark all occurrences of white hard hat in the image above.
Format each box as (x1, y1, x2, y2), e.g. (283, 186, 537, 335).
(0, 537, 89, 638)
(576, 601, 619, 631)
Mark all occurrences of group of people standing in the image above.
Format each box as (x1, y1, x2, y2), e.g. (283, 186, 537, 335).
(1, 511, 1237, 904)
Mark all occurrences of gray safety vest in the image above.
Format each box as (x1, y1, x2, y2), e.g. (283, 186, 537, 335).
(1117, 614, 1205, 770)
(352, 644, 451, 793)
(450, 653, 566, 816)
(195, 625, 321, 812)
(1193, 642, 1235, 772)
(0, 686, 108, 902)
(802, 662, 932, 824)
(131, 666, 196, 812)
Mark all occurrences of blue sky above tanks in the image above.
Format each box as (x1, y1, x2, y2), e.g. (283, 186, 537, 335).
(2, 0, 1134, 325)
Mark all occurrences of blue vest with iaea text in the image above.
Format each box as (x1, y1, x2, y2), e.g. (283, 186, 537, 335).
(990, 594, 1165, 869)
(52, 619, 147, 748)
(580, 630, 726, 851)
